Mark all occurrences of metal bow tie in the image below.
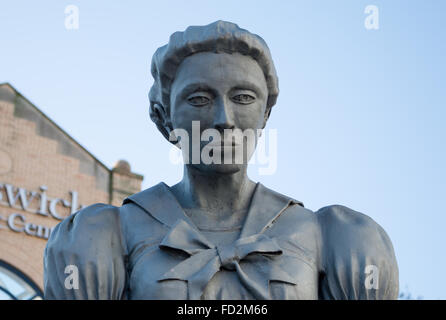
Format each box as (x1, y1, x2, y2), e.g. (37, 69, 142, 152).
(158, 219, 296, 299)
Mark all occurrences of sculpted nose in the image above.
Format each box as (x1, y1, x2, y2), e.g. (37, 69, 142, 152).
(213, 98, 235, 131)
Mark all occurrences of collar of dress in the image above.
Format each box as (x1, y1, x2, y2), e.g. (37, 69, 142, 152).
(123, 182, 303, 238)
(123, 182, 304, 299)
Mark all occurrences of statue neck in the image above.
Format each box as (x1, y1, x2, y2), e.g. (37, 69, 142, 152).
(170, 164, 257, 225)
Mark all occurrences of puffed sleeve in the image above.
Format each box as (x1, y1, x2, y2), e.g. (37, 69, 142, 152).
(43, 203, 128, 300)
(317, 205, 399, 300)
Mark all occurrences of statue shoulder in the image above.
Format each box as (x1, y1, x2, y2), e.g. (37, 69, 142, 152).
(316, 205, 394, 251)
(44, 203, 127, 299)
(316, 205, 399, 299)
(48, 203, 123, 244)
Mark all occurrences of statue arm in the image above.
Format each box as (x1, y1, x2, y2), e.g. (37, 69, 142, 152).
(43, 203, 128, 300)
(316, 205, 399, 300)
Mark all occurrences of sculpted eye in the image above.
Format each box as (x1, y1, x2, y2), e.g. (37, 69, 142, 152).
(187, 95, 210, 106)
(231, 93, 256, 104)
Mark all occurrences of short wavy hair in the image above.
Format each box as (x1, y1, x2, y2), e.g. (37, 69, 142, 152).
(149, 20, 279, 141)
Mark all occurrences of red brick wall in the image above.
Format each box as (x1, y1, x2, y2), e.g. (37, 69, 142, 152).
(0, 84, 142, 293)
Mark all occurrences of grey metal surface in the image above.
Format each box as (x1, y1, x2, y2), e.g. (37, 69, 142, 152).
(43, 20, 398, 300)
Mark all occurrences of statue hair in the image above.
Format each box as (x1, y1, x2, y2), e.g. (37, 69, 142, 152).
(149, 20, 279, 140)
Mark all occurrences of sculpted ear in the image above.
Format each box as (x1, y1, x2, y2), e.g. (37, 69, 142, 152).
(262, 106, 272, 129)
(149, 103, 177, 144)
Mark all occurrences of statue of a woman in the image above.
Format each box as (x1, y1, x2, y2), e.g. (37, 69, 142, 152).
(43, 21, 398, 300)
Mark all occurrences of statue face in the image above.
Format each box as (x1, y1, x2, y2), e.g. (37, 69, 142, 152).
(170, 52, 268, 174)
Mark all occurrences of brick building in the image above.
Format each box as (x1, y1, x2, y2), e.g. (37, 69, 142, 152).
(0, 83, 143, 299)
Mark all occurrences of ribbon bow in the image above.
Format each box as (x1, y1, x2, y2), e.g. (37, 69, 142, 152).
(158, 219, 296, 299)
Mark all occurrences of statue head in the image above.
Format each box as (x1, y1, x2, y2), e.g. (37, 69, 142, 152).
(149, 20, 279, 174)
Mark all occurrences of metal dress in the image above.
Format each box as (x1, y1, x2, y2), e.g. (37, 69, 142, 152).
(43, 182, 399, 300)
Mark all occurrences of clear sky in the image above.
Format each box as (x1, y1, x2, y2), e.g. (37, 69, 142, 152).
(1, 0, 445, 299)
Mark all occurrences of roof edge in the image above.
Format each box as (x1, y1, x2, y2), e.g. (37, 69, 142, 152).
(0, 82, 111, 172)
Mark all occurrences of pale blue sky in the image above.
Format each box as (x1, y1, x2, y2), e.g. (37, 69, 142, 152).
(1, 0, 445, 299)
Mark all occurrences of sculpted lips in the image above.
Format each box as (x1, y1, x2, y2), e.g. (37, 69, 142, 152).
(203, 140, 243, 161)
